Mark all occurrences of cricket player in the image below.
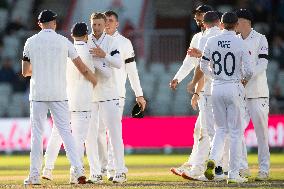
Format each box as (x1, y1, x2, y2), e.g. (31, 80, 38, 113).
(235, 9, 270, 181)
(200, 12, 253, 184)
(22, 10, 97, 185)
(41, 22, 111, 184)
(181, 11, 223, 181)
(85, 12, 127, 184)
(94, 10, 146, 181)
(169, 4, 213, 176)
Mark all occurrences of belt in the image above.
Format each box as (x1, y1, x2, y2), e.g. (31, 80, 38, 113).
(247, 97, 268, 99)
(71, 111, 90, 112)
(98, 98, 119, 103)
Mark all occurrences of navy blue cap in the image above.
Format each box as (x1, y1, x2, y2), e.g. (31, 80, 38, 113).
(71, 22, 88, 37)
(235, 9, 253, 22)
(193, 5, 213, 14)
(38, 10, 57, 23)
(203, 11, 219, 23)
(221, 12, 238, 24)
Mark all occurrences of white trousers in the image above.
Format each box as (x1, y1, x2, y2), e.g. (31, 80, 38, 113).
(44, 111, 91, 169)
(107, 98, 125, 171)
(86, 100, 127, 175)
(241, 98, 270, 173)
(29, 101, 82, 177)
(193, 95, 215, 168)
(240, 104, 250, 170)
(209, 83, 245, 179)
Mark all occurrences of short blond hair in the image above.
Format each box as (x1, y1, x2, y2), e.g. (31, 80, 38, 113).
(90, 12, 106, 22)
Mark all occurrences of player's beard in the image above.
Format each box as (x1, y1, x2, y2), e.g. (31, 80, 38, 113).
(93, 30, 103, 38)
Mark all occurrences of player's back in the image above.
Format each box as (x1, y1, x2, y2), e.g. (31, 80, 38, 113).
(204, 30, 247, 85)
(26, 29, 72, 101)
(66, 41, 93, 111)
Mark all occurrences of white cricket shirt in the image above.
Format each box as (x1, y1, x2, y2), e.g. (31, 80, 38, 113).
(112, 31, 143, 98)
(240, 29, 269, 98)
(197, 26, 222, 95)
(173, 32, 203, 82)
(200, 30, 253, 85)
(66, 41, 94, 111)
(87, 32, 123, 102)
(23, 29, 78, 101)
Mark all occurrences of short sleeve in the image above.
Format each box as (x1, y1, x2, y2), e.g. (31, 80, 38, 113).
(258, 35, 269, 58)
(67, 40, 79, 60)
(201, 39, 211, 62)
(197, 36, 206, 51)
(23, 38, 31, 62)
(124, 39, 135, 63)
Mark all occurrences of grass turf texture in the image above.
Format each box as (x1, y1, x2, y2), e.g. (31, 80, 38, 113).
(0, 154, 283, 188)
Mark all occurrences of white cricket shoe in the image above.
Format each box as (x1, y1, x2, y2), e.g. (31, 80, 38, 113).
(113, 173, 127, 183)
(170, 163, 191, 176)
(42, 168, 53, 180)
(181, 165, 203, 180)
(239, 168, 251, 178)
(70, 167, 86, 184)
(215, 173, 227, 181)
(24, 175, 40, 185)
(227, 176, 248, 184)
(255, 171, 269, 181)
(196, 175, 210, 182)
(107, 170, 115, 181)
(87, 174, 103, 184)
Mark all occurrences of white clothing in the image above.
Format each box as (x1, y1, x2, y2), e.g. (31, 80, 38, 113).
(112, 31, 143, 98)
(200, 30, 253, 179)
(173, 32, 202, 82)
(86, 101, 127, 175)
(43, 40, 98, 170)
(66, 41, 94, 111)
(44, 111, 91, 169)
(86, 32, 126, 175)
(240, 29, 269, 98)
(240, 29, 270, 174)
(200, 30, 253, 83)
(23, 29, 78, 101)
(30, 101, 82, 176)
(87, 33, 122, 102)
(210, 83, 246, 178)
(172, 31, 204, 166)
(197, 26, 222, 95)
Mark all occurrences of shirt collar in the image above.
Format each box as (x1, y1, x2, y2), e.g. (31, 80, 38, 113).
(246, 28, 255, 39)
(92, 32, 106, 43)
(205, 26, 220, 35)
(40, 29, 56, 33)
(74, 40, 86, 45)
(112, 30, 119, 37)
(222, 29, 236, 35)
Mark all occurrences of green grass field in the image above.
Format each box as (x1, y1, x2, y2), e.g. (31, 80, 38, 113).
(0, 153, 284, 188)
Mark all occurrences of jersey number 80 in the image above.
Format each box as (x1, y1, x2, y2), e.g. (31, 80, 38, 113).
(212, 51, 235, 76)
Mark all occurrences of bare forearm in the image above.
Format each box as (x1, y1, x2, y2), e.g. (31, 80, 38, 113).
(192, 65, 204, 84)
(195, 77, 204, 93)
(22, 61, 32, 77)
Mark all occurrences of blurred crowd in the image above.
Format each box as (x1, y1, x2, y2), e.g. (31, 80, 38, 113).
(0, 0, 284, 117)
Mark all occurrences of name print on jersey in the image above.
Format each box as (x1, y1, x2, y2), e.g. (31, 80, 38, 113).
(218, 41, 231, 48)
